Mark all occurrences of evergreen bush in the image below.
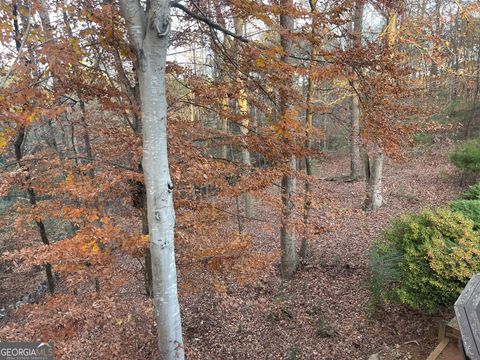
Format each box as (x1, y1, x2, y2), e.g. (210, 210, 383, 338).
(460, 183, 480, 200)
(369, 208, 480, 314)
(450, 199, 480, 229)
(449, 140, 480, 175)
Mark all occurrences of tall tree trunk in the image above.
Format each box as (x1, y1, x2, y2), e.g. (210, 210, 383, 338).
(300, 69, 314, 258)
(12, 2, 55, 294)
(14, 127, 55, 294)
(350, 0, 364, 180)
(120, 1, 184, 358)
(350, 95, 361, 179)
(300, 0, 318, 259)
(239, 92, 254, 218)
(78, 100, 99, 291)
(465, 42, 480, 139)
(220, 98, 229, 160)
(429, 0, 442, 94)
(279, 0, 297, 278)
(212, 2, 230, 161)
(79, 100, 95, 179)
(234, 16, 254, 219)
(363, 146, 384, 211)
(450, 9, 459, 102)
(113, 41, 153, 297)
(363, 6, 397, 211)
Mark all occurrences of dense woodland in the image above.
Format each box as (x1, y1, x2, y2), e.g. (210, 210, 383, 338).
(0, 0, 479, 359)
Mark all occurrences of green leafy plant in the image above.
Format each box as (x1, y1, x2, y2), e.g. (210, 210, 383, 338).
(449, 140, 480, 175)
(367, 240, 402, 317)
(450, 199, 480, 229)
(461, 183, 480, 200)
(369, 208, 480, 314)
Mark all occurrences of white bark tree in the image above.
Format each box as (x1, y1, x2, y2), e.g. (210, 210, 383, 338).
(350, 0, 364, 181)
(363, 5, 398, 211)
(363, 145, 384, 210)
(119, 1, 184, 359)
(234, 16, 255, 219)
(280, 0, 298, 278)
(300, 0, 318, 259)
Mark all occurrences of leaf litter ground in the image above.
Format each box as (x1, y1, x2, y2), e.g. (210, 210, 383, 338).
(0, 143, 465, 359)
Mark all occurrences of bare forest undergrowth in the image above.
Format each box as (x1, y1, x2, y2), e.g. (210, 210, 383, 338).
(0, 143, 465, 359)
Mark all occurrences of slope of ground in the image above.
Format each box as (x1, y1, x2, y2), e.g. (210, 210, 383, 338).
(0, 143, 465, 359)
(181, 144, 463, 359)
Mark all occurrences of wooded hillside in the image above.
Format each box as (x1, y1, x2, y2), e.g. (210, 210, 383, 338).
(0, 0, 479, 359)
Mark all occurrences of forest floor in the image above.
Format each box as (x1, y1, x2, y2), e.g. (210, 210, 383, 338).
(0, 141, 466, 359)
(180, 142, 464, 360)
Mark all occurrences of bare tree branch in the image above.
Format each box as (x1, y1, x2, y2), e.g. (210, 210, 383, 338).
(0, 2, 33, 90)
(171, 1, 249, 43)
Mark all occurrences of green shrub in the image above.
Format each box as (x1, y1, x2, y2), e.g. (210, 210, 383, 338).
(461, 183, 480, 200)
(450, 199, 480, 229)
(368, 240, 402, 317)
(449, 140, 480, 175)
(369, 208, 480, 314)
